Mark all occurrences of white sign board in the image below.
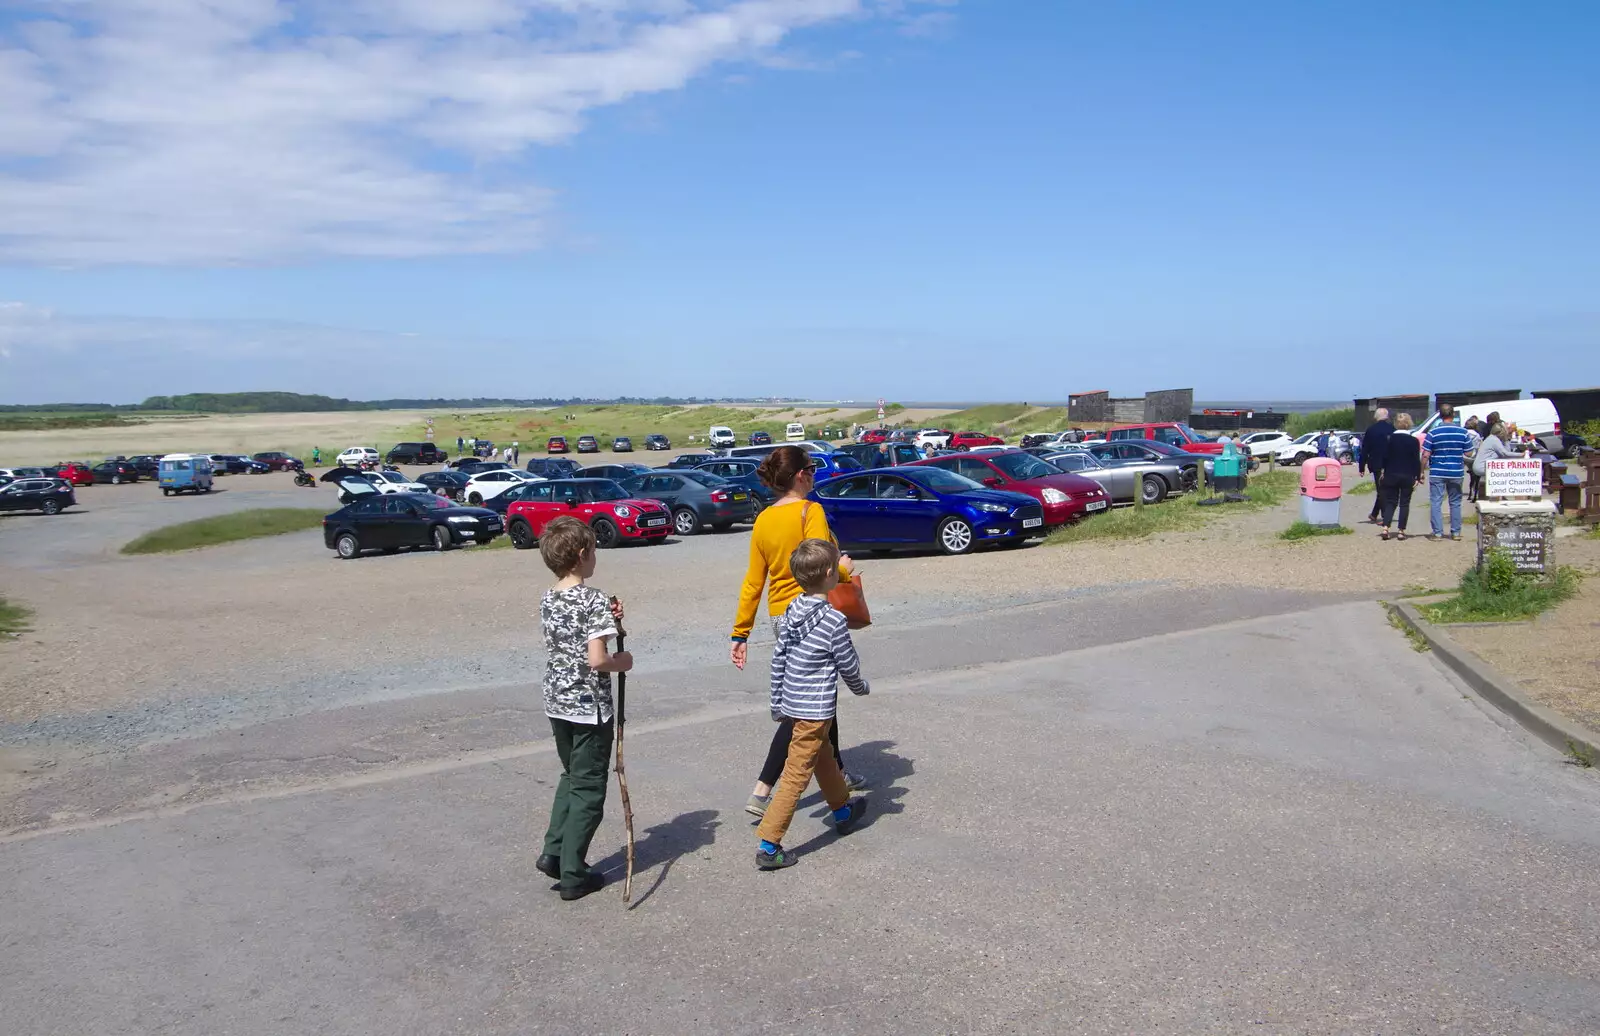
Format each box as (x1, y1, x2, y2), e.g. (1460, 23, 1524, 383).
(1484, 458, 1542, 498)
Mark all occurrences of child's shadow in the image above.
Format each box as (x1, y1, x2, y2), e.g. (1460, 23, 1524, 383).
(591, 808, 721, 909)
(782, 740, 912, 854)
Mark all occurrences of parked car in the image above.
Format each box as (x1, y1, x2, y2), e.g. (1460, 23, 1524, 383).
(912, 449, 1110, 525)
(1236, 431, 1293, 458)
(386, 442, 447, 465)
(462, 468, 542, 506)
(948, 431, 1005, 451)
(416, 470, 471, 500)
(1106, 422, 1222, 455)
(526, 457, 585, 479)
(583, 462, 652, 482)
(0, 467, 52, 480)
(0, 477, 76, 514)
(547, 436, 570, 454)
(203, 453, 250, 475)
(123, 455, 163, 478)
(644, 434, 671, 451)
(364, 468, 431, 494)
(617, 469, 756, 536)
(811, 466, 1043, 555)
(915, 429, 954, 450)
(55, 462, 95, 486)
(784, 422, 806, 442)
(91, 460, 143, 484)
(1087, 440, 1206, 486)
(665, 453, 716, 469)
(323, 491, 501, 558)
(251, 451, 300, 471)
(708, 426, 737, 448)
(1272, 432, 1353, 466)
(748, 430, 773, 446)
(336, 446, 381, 468)
(693, 457, 777, 510)
(158, 454, 214, 495)
(612, 436, 634, 453)
(238, 455, 272, 474)
(858, 428, 889, 445)
(835, 442, 925, 468)
(505, 479, 672, 549)
(1046, 450, 1187, 505)
(449, 458, 508, 475)
(575, 435, 600, 454)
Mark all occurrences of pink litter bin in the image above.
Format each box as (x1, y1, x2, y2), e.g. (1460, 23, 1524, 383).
(1298, 457, 1343, 526)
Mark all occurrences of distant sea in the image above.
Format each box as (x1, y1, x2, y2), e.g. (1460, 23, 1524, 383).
(875, 399, 1350, 415)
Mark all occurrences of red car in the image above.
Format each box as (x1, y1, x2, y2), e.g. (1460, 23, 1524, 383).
(859, 428, 889, 444)
(910, 449, 1110, 526)
(504, 478, 671, 549)
(948, 431, 1005, 451)
(54, 462, 95, 486)
(1106, 422, 1223, 455)
(546, 436, 569, 454)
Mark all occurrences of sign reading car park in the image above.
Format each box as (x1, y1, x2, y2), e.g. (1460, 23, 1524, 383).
(1484, 458, 1541, 498)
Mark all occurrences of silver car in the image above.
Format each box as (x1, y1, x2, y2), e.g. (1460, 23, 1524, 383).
(1045, 449, 1191, 505)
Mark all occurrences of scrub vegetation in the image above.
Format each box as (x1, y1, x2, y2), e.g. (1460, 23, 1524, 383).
(121, 509, 328, 555)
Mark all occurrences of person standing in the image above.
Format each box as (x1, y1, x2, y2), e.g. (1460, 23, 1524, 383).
(1360, 409, 1394, 524)
(512, 441, 520, 465)
(457, 436, 465, 456)
(312, 445, 321, 467)
(1421, 403, 1472, 541)
(1463, 418, 1484, 500)
(1473, 422, 1518, 496)
(1316, 430, 1331, 459)
(1379, 414, 1422, 540)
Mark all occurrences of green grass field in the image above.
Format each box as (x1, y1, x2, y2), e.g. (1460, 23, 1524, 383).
(1279, 520, 1354, 540)
(0, 597, 33, 639)
(1047, 469, 1297, 545)
(121, 508, 328, 554)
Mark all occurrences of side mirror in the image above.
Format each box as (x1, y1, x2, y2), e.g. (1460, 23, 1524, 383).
(984, 477, 1003, 488)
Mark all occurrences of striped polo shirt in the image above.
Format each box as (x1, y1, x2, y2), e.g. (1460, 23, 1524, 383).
(769, 595, 870, 720)
(1422, 422, 1473, 479)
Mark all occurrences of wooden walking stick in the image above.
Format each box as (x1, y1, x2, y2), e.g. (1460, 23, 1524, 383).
(611, 598, 636, 903)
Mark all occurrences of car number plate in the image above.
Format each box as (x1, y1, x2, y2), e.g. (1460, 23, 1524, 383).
(1086, 501, 1108, 512)
(1022, 517, 1043, 528)
(643, 517, 667, 527)
(732, 493, 747, 501)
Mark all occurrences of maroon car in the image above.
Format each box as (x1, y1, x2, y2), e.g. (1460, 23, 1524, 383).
(910, 449, 1110, 527)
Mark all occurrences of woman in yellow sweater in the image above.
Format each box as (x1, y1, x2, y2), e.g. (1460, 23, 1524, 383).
(730, 445, 864, 816)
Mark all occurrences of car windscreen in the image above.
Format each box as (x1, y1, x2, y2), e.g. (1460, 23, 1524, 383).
(582, 481, 629, 502)
(906, 467, 983, 493)
(988, 453, 1063, 480)
(413, 494, 451, 510)
(679, 470, 728, 487)
(1177, 423, 1210, 442)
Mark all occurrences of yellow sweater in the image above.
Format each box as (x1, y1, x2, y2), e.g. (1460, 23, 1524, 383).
(731, 499, 835, 641)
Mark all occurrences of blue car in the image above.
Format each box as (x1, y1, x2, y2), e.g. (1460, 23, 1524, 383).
(810, 466, 1043, 555)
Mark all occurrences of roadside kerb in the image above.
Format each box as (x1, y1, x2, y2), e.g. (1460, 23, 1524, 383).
(1385, 600, 1600, 764)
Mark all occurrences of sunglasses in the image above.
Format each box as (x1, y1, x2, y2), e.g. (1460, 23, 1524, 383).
(803, 463, 819, 473)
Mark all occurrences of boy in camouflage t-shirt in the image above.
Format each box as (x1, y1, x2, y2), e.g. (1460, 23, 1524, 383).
(535, 517, 632, 901)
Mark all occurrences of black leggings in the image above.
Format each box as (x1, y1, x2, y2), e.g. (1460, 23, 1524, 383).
(758, 718, 843, 786)
(1380, 477, 1415, 531)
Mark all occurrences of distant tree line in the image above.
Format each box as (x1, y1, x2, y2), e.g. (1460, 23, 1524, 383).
(1, 392, 807, 414)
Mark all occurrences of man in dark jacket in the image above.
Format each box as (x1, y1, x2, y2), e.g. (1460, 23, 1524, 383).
(1359, 408, 1393, 523)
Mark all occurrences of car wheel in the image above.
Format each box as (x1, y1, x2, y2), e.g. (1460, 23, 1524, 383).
(673, 508, 701, 536)
(508, 519, 537, 550)
(432, 525, 454, 551)
(336, 532, 360, 558)
(201, 485, 211, 493)
(936, 517, 975, 555)
(162, 488, 172, 497)
(41, 499, 62, 515)
(1141, 475, 1167, 504)
(468, 492, 483, 506)
(111, 474, 122, 485)
(591, 517, 621, 549)
(1294, 452, 1312, 465)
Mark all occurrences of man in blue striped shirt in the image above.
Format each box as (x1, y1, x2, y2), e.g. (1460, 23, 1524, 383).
(1421, 404, 1473, 540)
(755, 538, 869, 870)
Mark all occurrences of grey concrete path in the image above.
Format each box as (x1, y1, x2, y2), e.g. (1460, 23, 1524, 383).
(4, 595, 1599, 1034)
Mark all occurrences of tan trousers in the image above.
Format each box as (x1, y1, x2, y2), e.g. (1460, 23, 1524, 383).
(756, 718, 849, 845)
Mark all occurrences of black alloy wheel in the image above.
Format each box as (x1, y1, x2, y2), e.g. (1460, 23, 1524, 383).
(509, 519, 536, 550)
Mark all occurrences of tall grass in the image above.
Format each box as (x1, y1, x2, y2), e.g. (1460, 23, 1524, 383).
(121, 508, 328, 554)
(1285, 408, 1356, 438)
(1048, 469, 1297, 544)
(1422, 550, 1581, 623)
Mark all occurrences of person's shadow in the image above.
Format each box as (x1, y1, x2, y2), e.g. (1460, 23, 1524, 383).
(774, 740, 912, 856)
(590, 808, 721, 910)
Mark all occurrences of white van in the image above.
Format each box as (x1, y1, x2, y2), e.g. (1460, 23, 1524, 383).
(708, 426, 736, 448)
(784, 422, 806, 442)
(1415, 397, 1561, 453)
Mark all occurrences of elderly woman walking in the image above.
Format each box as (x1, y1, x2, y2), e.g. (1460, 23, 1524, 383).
(730, 445, 865, 817)
(1378, 413, 1423, 541)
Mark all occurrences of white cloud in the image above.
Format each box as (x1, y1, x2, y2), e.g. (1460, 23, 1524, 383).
(0, 0, 953, 265)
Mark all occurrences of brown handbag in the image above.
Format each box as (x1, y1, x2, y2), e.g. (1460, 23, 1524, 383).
(803, 503, 871, 629)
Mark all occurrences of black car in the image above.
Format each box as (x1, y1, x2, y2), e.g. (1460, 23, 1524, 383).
(126, 454, 163, 477)
(645, 434, 671, 451)
(583, 462, 652, 482)
(416, 470, 471, 500)
(323, 492, 501, 558)
(665, 453, 715, 469)
(0, 477, 76, 514)
(387, 441, 447, 464)
(526, 457, 584, 479)
(618, 469, 756, 535)
(693, 457, 775, 509)
(576, 436, 601, 454)
(748, 430, 773, 446)
(612, 436, 634, 452)
(450, 458, 509, 475)
(91, 460, 142, 484)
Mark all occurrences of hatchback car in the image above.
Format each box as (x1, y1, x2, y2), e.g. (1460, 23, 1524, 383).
(336, 446, 381, 468)
(55, 462, 96, 486)
(665, 453, 716, 469)
(748, 430, 773, 446)
(547, 436, 570, 454)
(323, 492, 501, 558)
(1045, 450, 1183, 505)
(583, 463, 652, 482)
(0, 477, 76, 515)
(948, 431, 1005, 451)
(575, 435, 600, 454)
(505, 479, 672, 549)
(693, 457, 776, 510)
(912, 450, 1109, 526)
(462, 468, 542, 505)
(811, 467, 1043, 555)
(617, 469, 756, 535)
(612, 436, 634, 452)
(91, 460, 143, 485)
(1089, 440, 1208, 484)
(525, 457, 585, 479)
(251, 451, 300, 471)
(644, 434, 672, 451)
(416, 470, 471, 500)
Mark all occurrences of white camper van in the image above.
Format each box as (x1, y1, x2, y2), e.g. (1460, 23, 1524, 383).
(1415, 397, 1561, 453)
(784, 422, 806, 442)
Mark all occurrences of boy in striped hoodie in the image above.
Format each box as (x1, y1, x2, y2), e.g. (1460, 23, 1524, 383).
(756, 538, 870, 870)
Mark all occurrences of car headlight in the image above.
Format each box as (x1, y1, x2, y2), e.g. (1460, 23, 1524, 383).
(976, 502, 1010, 513)
(1041, 488, 1070, 504)
(447, 515, 478, 524)
(614, 505, 632, 518)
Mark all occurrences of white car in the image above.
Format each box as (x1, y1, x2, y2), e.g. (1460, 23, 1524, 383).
(337, 446, 380, 467)
(1239, 431, 1293, 458)
(968, 444, 1012, 454)
(915, 429, 953, 449)
(462, 468, 542, 505)
(364, 469, 430, 495)
(1274, 431, 1355, 465)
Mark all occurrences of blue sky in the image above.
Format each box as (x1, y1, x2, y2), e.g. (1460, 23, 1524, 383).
(2, 0, 1597, 405)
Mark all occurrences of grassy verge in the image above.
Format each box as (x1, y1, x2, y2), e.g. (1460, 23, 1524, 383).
(1279, 520, 1354, 541)
(121, 508, 328, 554)
(1347, 480, 1375, 495)
(0, 597, 33, 639)
(1420, 551, 1582, 623)
(1048, 469, 1297, 545)
(1385, 607, 1431, 651)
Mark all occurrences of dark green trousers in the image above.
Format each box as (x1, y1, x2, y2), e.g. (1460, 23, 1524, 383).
(542, 717, 614, 887)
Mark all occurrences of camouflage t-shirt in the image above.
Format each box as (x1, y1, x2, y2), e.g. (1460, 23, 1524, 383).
(540, 585, 618, 724)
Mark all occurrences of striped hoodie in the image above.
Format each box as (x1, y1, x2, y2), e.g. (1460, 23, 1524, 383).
(770, 595, 870, 721)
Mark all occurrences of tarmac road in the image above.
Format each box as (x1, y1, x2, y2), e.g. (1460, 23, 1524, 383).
(4, 593, 1598, 1035)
